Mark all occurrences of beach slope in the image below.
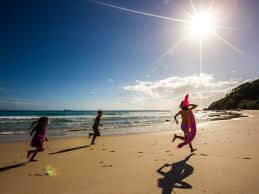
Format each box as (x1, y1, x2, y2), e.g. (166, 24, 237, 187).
(0, 111, 259, 194)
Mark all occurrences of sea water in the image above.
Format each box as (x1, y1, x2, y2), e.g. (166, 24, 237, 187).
(0, 110, 245, 141)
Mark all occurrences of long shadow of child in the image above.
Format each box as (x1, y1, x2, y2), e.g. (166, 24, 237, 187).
(157, 154, 194, 194)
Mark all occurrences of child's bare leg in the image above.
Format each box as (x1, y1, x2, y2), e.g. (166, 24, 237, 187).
(173, 134, 186, 142)
(27, 150, 33, 158)
(188, 143, 197, 153)
(91, 135, 97, 145)
(89, 133, 94, 139)
(27, 150, 37, 158)
(91, 130, 100, 145)
(29, 151, 39, 162)
(29, 147, 44, 162)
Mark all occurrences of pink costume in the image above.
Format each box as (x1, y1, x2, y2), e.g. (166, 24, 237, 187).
(177, 94, 197, 148)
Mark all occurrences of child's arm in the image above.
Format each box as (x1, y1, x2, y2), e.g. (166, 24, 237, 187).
(30, 128, 36, 136)
(189, 104, 198, 110)
(174, 111, 180, 125)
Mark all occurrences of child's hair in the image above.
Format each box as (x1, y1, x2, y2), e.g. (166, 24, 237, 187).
(29, 117, 48, 134)
(97, 110, 103, 115)
(180, 101, 188, 111)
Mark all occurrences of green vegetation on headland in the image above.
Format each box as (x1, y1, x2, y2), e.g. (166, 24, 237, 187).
(206, 78, 259, 110)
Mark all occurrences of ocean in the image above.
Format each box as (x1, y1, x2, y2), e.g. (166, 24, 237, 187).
(0, 110, 245, 141)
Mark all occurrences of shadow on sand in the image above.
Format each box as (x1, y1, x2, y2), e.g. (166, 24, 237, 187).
(0, 162, 28, 173)
(157, 154, 194, 194)
(1, 145, 90, 172)
(49, 145, 90, 155)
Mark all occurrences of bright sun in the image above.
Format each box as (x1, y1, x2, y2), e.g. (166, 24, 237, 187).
(188, 10, 217, 40)
(93, 0, 242, 76)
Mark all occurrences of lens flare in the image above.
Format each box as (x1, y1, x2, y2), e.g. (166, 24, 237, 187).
(45, 165, 57, 176)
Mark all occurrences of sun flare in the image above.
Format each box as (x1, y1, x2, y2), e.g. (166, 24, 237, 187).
(92, 0, 242, 75)
(188, 10, 217, 40)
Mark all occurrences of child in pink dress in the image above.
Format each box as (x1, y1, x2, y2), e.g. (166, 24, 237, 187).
(27, 117, 49, 162)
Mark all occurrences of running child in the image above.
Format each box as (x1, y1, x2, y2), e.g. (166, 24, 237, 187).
(27, 117, 49, 162)
(89, 110, 103, 145)
(173, 100, 197, 153)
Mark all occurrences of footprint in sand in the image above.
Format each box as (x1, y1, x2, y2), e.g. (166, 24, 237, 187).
(200, 154, 208, 156)
(242, 157, 252, 160)
(99, 161, 104, 164)
(102, 164, 112, 167)
(102, 148, 107, 150)
(165, 150, 171, 153)
(137, 152, 143, 154)
(137, 155, 143, 158)
(28, 173, 44, 176)
(109, 150, 116, 152)
(155, 159, 165, 161)
(152, 142, 158, 146)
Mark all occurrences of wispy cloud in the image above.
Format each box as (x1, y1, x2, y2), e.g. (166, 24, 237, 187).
(162, 0, 172, 5)
(0, 86, 6, 93)
(123, 73, 242, 109)
(0, 98, 33, 109)
(0, 98, 33, 105)
(90, 90, 96, 95)
(107, 78, 114, 83)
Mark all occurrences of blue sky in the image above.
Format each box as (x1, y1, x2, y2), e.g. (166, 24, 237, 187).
(0, 0, 258, 110)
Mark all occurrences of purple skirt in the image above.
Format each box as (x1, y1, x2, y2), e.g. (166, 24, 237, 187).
(31, 139, 42, 148)
(31, 128, 46, 148)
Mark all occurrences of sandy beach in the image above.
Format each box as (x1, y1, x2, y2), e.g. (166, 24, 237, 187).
(1, 0, 258, 193)
(0, 110, 259, 194)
